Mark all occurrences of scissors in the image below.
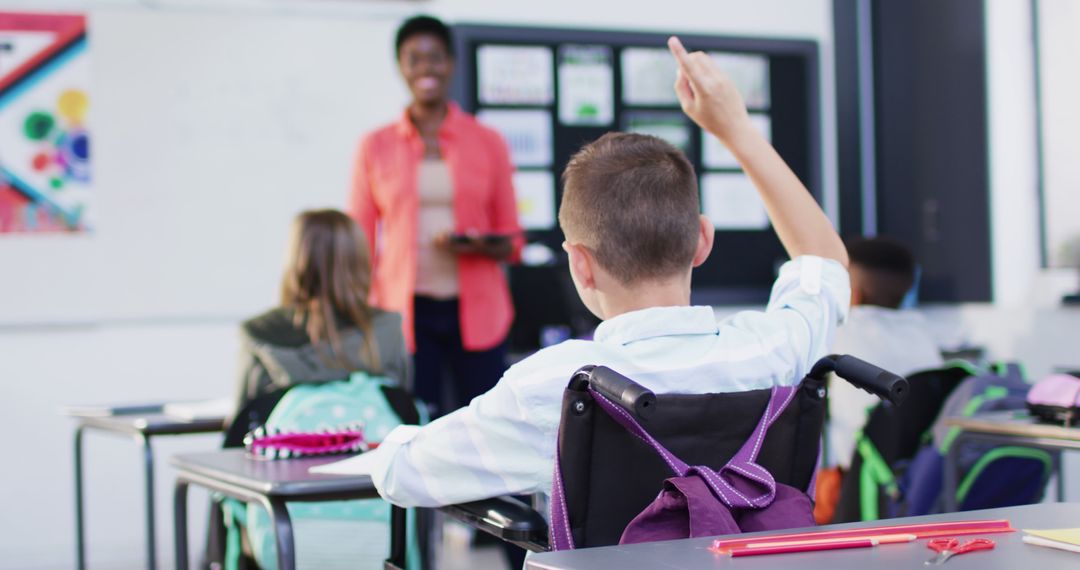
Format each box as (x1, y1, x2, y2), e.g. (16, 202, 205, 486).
(925, 538, 995, 565)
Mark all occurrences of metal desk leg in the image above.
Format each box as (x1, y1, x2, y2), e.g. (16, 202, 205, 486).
(1056, 458, 1066, 501)
(385, 506, 407, 570)
(74, 425, 86, 570)
(943, 432, 963, 512)
(262, 496, 295, 570)
(174, 480, 190, 570)
(137, 433, 158, 570)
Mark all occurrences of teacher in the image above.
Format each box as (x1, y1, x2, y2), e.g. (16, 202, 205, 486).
(349, 15, 523, 417)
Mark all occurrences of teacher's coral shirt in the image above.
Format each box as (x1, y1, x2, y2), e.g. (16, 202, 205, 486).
(349, 103, 523, 353)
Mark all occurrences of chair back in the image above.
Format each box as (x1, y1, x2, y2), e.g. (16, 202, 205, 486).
(556, 368, 826, 548)
(832, 364, 972, 522)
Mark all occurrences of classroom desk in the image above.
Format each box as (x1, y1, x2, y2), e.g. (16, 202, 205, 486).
(63, 405, 226, 570)
(525, 502, 1080, 569)
(171, 449, 401, 570)
(942, 411, 1080, 511)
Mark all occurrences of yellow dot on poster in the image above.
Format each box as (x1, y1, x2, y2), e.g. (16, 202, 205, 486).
(58, 89, 89, 123)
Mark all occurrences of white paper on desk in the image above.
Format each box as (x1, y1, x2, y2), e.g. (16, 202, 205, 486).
(709, 52, 771, 109)
(1023, 535, 1080, 554)
(310, 449, 383, 476)
(621, 47, 679, 106)
(702, 113, 771, 169)
(701, 172, 770, 230)
(163, 398, 232, 421)
(513, 171, 556, 230)
(558, 45, 614, 126)
(478, 45, 554, 105)
(477, 108, 552, 168)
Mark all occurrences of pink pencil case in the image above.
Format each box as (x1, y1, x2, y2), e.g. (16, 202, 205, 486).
(243, 423, 368, 459)
(1027, 374, 1080, 426)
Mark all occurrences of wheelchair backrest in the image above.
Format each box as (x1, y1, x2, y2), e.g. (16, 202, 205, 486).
(557, 376, 826, 548)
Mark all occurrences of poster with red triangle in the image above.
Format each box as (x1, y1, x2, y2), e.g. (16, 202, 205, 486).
(0, 12, 90, 234)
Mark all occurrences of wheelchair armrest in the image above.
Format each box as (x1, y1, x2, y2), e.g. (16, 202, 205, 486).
(811, 354, 909, 406)
(439, 497, 550, 551)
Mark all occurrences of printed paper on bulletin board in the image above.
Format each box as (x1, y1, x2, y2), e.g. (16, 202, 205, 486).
(558, 45, 613, 126)
(477, 44, 554, 106)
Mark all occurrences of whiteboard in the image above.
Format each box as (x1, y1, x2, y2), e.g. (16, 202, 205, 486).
(0, 8, 407, 324)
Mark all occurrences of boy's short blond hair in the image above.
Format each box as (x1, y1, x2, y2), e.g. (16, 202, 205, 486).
(559, 132, 700, 285)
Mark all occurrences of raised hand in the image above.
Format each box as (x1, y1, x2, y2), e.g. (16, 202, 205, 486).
(666, 37, 846, 266)
(668, 36, 752, 146)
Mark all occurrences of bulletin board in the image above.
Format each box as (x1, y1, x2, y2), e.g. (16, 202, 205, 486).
(451, 24, 822, 318)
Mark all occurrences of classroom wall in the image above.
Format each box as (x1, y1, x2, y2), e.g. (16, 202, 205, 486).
(1038, 0, 1080, 268)
(932, 0, 1080, 373)
(0, 1, 837, 568)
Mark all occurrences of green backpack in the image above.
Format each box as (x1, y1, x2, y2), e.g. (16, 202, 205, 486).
(223, 371, 426, 570)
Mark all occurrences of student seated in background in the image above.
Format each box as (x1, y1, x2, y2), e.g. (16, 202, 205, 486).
(316, 37, 850, 509)
(826, 237, 944, 471)
(232, 209, 410, 420)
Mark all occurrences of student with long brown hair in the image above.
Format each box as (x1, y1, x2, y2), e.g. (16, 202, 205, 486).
(233, 209, 410, 416)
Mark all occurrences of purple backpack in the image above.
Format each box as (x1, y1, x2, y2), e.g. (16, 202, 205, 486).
(549, 385, 816, 550)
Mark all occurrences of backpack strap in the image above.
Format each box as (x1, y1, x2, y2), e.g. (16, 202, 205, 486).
(379, 385, 422, 425)
(223, 387, 291, 448)
(991, 361, 1027, 383)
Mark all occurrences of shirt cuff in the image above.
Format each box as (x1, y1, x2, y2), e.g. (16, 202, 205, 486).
(769, 255, 851, 324)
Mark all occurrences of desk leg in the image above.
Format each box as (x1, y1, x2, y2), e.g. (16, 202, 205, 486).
(137, 433, 158, 570)
(386, 506, 406, 569)
(74, 426, 86, 570)
(1054, 454, 1066, 501)
(174, 480, 190, 570)
(943, 432, 963, 512)
(261, 496, 295, 570)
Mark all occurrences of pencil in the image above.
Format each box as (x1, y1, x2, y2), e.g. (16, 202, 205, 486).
(729, 538, 877, 557)
(744, 533, 917, 549)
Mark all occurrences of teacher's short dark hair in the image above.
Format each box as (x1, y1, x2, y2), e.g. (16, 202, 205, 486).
(395, 15, 454, 59)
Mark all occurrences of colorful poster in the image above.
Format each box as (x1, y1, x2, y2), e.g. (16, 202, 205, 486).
(477, 45, 554, 106)
(557, 45, 613, 126)
(0, 12, 90, 234)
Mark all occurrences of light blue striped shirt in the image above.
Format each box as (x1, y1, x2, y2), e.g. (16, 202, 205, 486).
(315, 256, 849, 508)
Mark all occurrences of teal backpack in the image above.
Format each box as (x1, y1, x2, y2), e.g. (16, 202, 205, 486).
(221, 371, 427, 570)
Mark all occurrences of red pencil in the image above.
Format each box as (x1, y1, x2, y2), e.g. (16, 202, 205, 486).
(745, 533, 916, 549)
(729, 538, 875, 557)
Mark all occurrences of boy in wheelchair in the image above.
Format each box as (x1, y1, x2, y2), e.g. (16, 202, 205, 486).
(318, 36, 852, 539)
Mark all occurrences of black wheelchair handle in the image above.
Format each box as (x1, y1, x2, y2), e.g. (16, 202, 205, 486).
(579, 365, 657, 419)
(811, 354, 908, 406)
